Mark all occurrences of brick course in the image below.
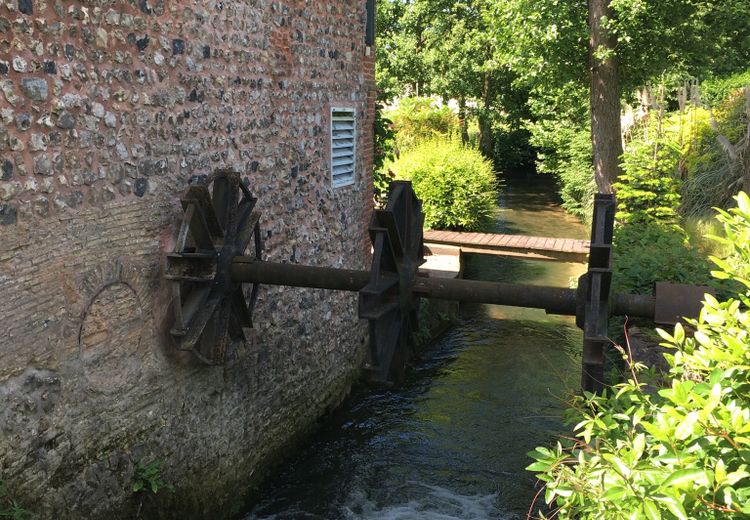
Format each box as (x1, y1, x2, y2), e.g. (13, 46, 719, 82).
(0, 0, 375, 517)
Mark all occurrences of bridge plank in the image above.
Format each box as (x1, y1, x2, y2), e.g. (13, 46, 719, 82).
(423, 229, 590, 261)
(507, 235, 525, 248)
(479, 233, 495, 245)
(516, 236, 532, 248)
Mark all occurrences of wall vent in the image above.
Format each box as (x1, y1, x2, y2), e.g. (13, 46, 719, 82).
(330, 108, 356, 188)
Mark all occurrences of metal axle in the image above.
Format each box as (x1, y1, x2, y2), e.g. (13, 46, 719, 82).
(230, 258, 656, 319)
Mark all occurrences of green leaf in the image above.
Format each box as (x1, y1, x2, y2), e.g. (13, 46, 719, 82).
(662, 468, 706, 488)
(737, 191, 750, 214)
(675, 411, 699, 440)
(693, 330, 710, 346)
(655, 328, 674, 343)
(632, 433, 646, 460)
(704, 292, 720, 308)
(725, 469, 750, 485)
(715, 459, 727, 486)
(642, 499, 661, 520)
(641, 420, 669, 442)
(526, 461, 551, 472)
(673, 323, 685, 344)
(654, 495, 688, 520)
(527, 447, 553, 460)
(602, 486, 627, 501)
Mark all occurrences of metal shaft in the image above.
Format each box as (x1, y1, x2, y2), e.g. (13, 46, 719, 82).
(231, 257, 371, 291)
(412, 277, 577, 316)
(230, 258, 655, 319)
(611, 292, 655, 319)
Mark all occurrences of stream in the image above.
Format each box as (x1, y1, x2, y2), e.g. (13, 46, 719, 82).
(243, 174, 589, 520)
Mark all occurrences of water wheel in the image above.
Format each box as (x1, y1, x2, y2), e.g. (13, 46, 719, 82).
(166, 169, 262, 364)
(359, 181, 425, 382)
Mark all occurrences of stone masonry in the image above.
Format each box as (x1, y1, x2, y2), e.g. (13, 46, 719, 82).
(0, 0, 376, 517)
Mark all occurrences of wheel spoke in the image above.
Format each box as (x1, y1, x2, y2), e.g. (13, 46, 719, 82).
(230, 287, 253, 328)
(236, 210, 262, 253)
(182, 185, 223, 236)
(178, 291, 222, 350)
(212, 170, 239, 236)
(196, 297, 232, 364)
(367, 307, 401, 378)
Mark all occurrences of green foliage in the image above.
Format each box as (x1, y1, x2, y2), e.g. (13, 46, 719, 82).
(492, 124, 535, 176)
(496, 0, 749, 210)
(133, 459, 173, 495)
(711, 89, 750, 145)
(376, 0, 537, 171)
(670, 106, 717, 177)
(528, 194, 750, 519)
(614, 138, 682, 224)
(683, 215, 733, 259)
(530, 120, 596, 222)
(701, 70, 750, 108)
(612, 222, 713, 296)
(376, 0, 750, 219)
(389, 140, 497, 230)
(709, 193, 750, 293)
(0, 481, 28, 520)
(683, 87, 750, 216)
(373, 102, 397, 205)
(503, 0, 750, 97)
(386, 97, 460, 152)
(374, 103, 396, 176)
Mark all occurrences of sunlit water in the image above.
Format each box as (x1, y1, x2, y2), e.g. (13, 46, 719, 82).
(243, 174, 588, 520)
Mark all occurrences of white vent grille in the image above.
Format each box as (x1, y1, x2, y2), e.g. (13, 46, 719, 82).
(331, 108, 356, 187)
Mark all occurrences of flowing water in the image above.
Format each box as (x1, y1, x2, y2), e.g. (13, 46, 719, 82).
(243, 174, 589, 520)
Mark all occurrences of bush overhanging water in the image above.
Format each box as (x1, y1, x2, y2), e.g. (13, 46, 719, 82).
(528, 193, 750, 519)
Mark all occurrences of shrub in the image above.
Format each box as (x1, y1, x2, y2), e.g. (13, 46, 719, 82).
(530, 121, 596, 222)
(612, 222, 713, 296)
(710, 89, 750, 145)
(492, 124, 536, 176)
(682, 86, 749, 216)
(700, 70, 750, 108)
(527, 193, 750, 519)
(389, 140, 497, 230)
(683, 216, 733, 259)
(386, 97, 460, 152)
(373, 101, 397, 205)
(614, 137, 682, 224)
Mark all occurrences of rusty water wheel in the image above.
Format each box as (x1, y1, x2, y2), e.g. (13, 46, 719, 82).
(359, 181, 425, 383)
(166, 169, 262, 364)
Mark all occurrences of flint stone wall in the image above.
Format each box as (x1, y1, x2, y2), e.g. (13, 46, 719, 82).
(0, 0, 375, 517)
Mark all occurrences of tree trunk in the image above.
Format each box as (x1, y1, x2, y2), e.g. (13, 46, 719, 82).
(479, 73, 494, 159)
(588, 0, 623, 194)
(458, 97, 469, 145)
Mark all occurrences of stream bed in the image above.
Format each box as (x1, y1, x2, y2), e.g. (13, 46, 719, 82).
(243, 174, 589, 519)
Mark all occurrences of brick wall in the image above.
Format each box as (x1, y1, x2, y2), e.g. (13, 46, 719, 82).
(0, 1, 376, 517)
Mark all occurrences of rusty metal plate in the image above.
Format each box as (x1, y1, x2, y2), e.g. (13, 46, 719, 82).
(654, 282, 714, 325)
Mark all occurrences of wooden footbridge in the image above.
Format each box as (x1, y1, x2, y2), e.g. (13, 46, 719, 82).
(423, 230, 590, 262)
